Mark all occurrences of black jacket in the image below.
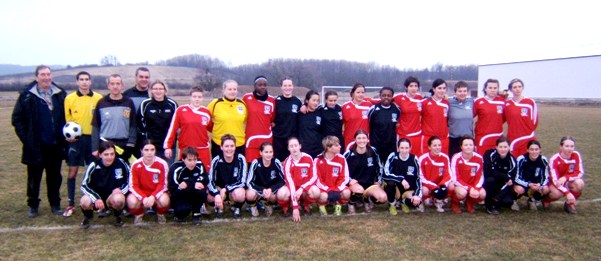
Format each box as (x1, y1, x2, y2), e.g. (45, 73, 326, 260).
(12, 81, 67, 164)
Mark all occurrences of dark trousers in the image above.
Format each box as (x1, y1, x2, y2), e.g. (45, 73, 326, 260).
(484, 176, 513, 209)
(273, 137, 290, 162)
(448, 137, 463, 158)
(171, 189, 208, 219)
(27, 145, 63, 208)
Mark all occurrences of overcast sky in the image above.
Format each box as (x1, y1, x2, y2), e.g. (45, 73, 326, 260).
(1, 0, 599, 69)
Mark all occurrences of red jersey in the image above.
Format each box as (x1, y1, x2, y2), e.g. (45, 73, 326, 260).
(342, 100, 372, 146)
(549, 151, 584, 194)
(393, 93, 424, 137)
(473, 96, 505, 152)
(451, 152, 484, 190)
(243, 93, 275, 149)
(164, 105, 211, 151)
(505, 98, 538, 154)
(418, 152, 452, 190)
(129, 157, 169, 200)
(283, 153, 317, 208)
(421, 97, 449, 137)
(314, 154, 350, 192)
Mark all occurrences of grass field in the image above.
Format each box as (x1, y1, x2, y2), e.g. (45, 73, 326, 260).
(0, 96, 600, 260)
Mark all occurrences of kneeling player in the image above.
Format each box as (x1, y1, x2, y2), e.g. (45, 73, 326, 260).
(383, 138, 422, 215)
(545, 136, 585, 214)
(315, 136, 351, 216)
(283, 137, 320, 222)
(168, 147, 208, 223)
(80, 141, 129, 228)
(419, 136, 454, 212)
(127, 141, 171, 224)
(207, 134, 247, 218)
(513, 140, 549, 211)
(451, 136, 486, 214)
(246, 142, 290, 217)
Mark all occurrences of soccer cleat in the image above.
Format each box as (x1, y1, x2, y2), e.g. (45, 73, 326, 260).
(200, 204, 211, 215)
(250, 206, 259, 217)
(365, 201, 375, 213)
(424, 198, 433, 207)
(114, 216, 123, 227)
(122, 209, 132, 217)
(435, 200, 445, 213)
(51, 206, 62, 215)
(173, 216, 185, 223)
(416, 203, 425, 213)
(265, 205, 274, 217)
(146, 207, 156, 216)
(233, 207, 241, 218)
(451, 201, 462, 214)
(302, 205, 312, 216)
(80, 217, 91, 229)
(157, 214, 166, 224)
(192, 214, 202, 224)
(334, 204, 342, 216)
(511, 200, 520, 211)
(527, 198, 538, 211)
(98, 208, 111, 218)
(215, 207, 224, 218)
(63, 206, 75, 217)
(486, 207, 500, 215)
(389, 205, 398, 216)
(401, 203, 410, 214)
(347, 204, 356, 215)
(133, 214, 144, 225)
(28, 208, 39, 218)
(564, 202, 576, 214)
(319, 205, 328, 216)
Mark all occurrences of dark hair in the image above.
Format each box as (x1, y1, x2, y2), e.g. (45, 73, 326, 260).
(34, 65, 50, 76)
(259, 141, 273, 152)
(76, 71, 90, 81)
(397, 138, 411, 148)
(460, 135, 475, 147)
(280, 76, 293, 86)
(560, 136, 575, 146)
(430, 78, 447, 96)
(254, 75, 267, 85)
(454, 81, 469, 92)
(428, 136, 441, 147)
(305, 90, 320, 104)
(350, 83, 365, 97)
(350, 130, 372, 156)
(380, 86, 394, 96)
(495, 136, 510, 146)
(287, 136, 300, 146)
(181, 147, 198, 159)
(404, 76, 420, 88)
(135, 67, 150, 76)
(141, 139, 156, 150)
(527, 139, 541, 149)
(189, 86, 204, 95)
(98, 141, 115, 154)
(482, 79, 499, 96)
(324, 90, 338, 101)
(106, 74, 122, 84)
(221, 134, 236, 145)
(508, 78, 524, 89)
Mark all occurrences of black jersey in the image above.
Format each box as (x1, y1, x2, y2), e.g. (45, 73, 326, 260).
(138, 97, 178, 150)
(273, 95, 302, 139)
(81, 158, 130, 202)
(483, 149, 517, 183)
(207, 153, 247, 196)
(247, 158, 286, 194)
(515, 153, 549, 187)
(298, 109, 323, 158)
(168, 160, 208, 193)
(319, 104, 344, 148)
(343, 146, 382, 187)
(383, 152, 421, 196)
(123, 86, 149, 112)
(368, 103, 400, 160)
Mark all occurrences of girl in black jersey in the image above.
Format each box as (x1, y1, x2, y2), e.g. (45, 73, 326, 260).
(298, 90, 323, 158)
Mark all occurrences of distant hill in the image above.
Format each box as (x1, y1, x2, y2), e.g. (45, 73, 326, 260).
(0, 64, 65, 76)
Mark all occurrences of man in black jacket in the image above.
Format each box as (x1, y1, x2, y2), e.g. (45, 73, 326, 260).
(12, 65, 67, 218)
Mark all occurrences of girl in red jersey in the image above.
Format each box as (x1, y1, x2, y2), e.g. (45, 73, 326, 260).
(421, 79, 450, 155)
(450, 136, 485, 214)
(418, 136, 454, 213)
(473, 79, 506, 154)
(315, 136, 351, 216)
(504, 79, 538, 156)
(342, 83, 373, 151)
(545, 136, 585, 214)
(283, 137, 320, 222)
(243, 76, 276, 163)
(393, 76, 425, 155)
(127, 141, 171, 224)
(164, 86, 212, 171)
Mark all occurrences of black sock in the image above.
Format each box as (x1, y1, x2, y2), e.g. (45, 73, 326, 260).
(81, 208, 93, 219)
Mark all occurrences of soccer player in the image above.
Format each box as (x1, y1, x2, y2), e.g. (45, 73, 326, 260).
(91, 74, 137, 163)
(164, 86, 212, 171)
(512, 140, 549, 211)
(482, 137, 517, 215)
(246, 142, 290, 217)
(207, 134, 247, 218)
(393, 76, 425, 155)
(383, 138, 422, 215)
(79, 141, 129, 228)
(545, 136, 584, 214)
(243, 76, 275, 163)
(123, 67, 151, 158)
(473, 79, 506, 153)
(138, 80, 178, 165)
(283, 137, 320, 222)
(421, 79, 450, 155)
(320, 91, 344, 151)
(343, 130, 387, 214)
(342, 83, 372, 151)
(298, 90, 323, 158)
(448, 81, 474, 157)
(62, 71, 103, 217)
(450, 136, 485, 214)
(505, 78, 538, 156)
(12, 65, 67, 217)
(273, 77, 302, 161)
(168, 147, 208, 223)
(315, 136, 350, 216)
(418, 136, 454, 213)
(368, 86, 400, 161)
(207, 80, 247, 157)
(127, 141, 170, 224)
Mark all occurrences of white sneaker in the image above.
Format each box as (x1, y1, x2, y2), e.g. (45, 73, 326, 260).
(134, 214, 144, 225)
(348, 204, 356, 214)
(435, 200, 445, 213)
(417, 203, 425, 213)
(528, 198, 538, 211)
(157, 214, 166, 224)
(250, 206, 259, 217)
(511, 200, 520, 211)
(264, 205, 273, 217)
(365, 202, 375, 213)
(424, 198, 433, 207)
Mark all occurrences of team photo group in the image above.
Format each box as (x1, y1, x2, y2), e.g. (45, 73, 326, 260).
(11, 65, 585, 228)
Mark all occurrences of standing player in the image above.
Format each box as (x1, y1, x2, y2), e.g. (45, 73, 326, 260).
(513, 140, 549, 211)
(283, 137, 320, 222)
(482, 137, 516, 215)
(545, 136, 585, 214)
(421, 79, 450, 155)
(123, 67, 151, 158)
(63, 71, 103, 217)
(127, 141, 170, 224)
(168, 147, 208, 223)
(79, 141, 129, 228)
(243, 76, 275, 163)
(208, 80, 247, 157)
(448, 81, 474, 157)
(473, 79, 506, 153)
(164, 86, 212, 171)
(450, 136, 485, 214)
(342, 83, 372, 151)
(418, 136, 454, 213)
(272, 77, 302, 161)
(368, 86, 400, 161)
(343, 130, 387, 214)
(314, 136, 350, 216)
(207, 134, 247, 218)
(246, 142, 290, 217)
(298, 90, 323, 158)
(505, 79, 538, 156)
(393, 76, 425, 155)
(320, 91, 344, 151)
(383, 138, 422, 215)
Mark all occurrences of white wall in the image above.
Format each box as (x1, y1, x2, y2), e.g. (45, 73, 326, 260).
(477, 55, 601, 99)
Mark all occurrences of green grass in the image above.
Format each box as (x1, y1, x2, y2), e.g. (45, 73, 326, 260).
(0, 97, 600, 260)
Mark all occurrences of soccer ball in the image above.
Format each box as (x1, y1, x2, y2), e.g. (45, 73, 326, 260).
(63, 122, 82, 139)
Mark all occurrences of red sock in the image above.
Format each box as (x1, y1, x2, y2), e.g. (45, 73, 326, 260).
(129, 206, 144, 216)
(277, 199, 289, 209)
(157, 206, 170, 215)
(338, 198, 349, 205)
(572, 191, 581, 200)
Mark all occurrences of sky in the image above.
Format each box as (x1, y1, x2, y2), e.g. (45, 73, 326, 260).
(1, 0, 600, 69)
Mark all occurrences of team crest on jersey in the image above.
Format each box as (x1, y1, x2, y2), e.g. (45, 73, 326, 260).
(316, 116, 322, 125)
(150, 109, 157, 113)
(301, 168, 308, 178)
(367, 157, 373, 167)
(333, 167, 339, 176)
(471, 167, 477, 176)
(292, 104, 298, 113)
(202, 116, 209, 125)
(264, 105, 271, 114)
(362, 111, 368, 119)
(535, 168, 541, 177)
(407, 166, 415, 176)
(233, 167, 239, 177)
(165, 109, 172, 113)
(338, 112, 342, 120)
(521, 108, 528, 116)
(115, 169, 123, 179)
(237, 106, 244, 114)
(439, 167, 444, 176)
(569, 164, 575, 173)
(123, 108, 131, 118)
(497, 105, 503, 114)
(417, 103, 422, 111)
(443, 108, 448, 117)
(270, 170, 277, 180)
(153, 173, 159, 183)
(392, 113, 398, 122)
(465, 105, 471, 110)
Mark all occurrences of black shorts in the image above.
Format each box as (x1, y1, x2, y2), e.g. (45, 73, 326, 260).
(66, 135, 94, 166)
